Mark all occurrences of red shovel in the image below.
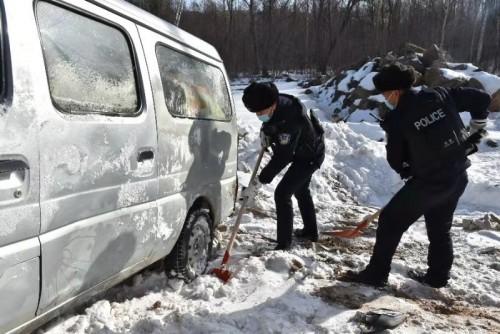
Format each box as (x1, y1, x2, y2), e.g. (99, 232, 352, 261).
(324, 209, 381, 238)
(212, 147, 266, 283)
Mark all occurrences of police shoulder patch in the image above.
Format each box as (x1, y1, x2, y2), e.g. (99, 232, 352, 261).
(278, 133, 291, 145)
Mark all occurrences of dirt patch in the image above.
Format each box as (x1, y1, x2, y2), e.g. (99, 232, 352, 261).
(390, 286, 500, 332)
(315, 283, 386, 309)
(320, 236, 374, 254)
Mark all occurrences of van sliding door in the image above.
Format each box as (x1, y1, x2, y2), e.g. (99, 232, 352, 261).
(0, 1, 41, 332)
(35, 0, 159, 314)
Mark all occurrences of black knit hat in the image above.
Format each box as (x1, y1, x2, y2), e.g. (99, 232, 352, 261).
(242, 82, 279, 112)
(373, 63, 415, 92)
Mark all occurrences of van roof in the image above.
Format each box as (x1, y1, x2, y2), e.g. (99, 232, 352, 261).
(88, 0, 222, 62)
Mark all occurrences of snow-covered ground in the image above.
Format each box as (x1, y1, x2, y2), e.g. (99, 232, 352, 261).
(40, 80, 500, 334)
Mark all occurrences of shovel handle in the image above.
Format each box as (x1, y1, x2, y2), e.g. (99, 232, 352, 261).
(223, 148, 266, 263)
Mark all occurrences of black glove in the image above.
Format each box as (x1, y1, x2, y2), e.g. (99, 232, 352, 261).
(380, 120, 389, 132)
(399, 166, 412, 180)
(466, 128, 487, 145)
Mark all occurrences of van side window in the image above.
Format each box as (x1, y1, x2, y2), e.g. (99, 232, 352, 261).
(156, 45, 232, 121)
(36, 2, 139, 116)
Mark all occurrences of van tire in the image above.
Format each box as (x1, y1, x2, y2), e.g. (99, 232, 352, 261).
(165, 209, 213, 281)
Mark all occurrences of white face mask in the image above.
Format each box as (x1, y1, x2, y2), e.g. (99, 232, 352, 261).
(383, 92, 397, 110)
(384, 99, 396, 110)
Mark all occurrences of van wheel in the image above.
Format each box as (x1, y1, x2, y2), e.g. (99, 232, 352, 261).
(165, 209, 213, 281)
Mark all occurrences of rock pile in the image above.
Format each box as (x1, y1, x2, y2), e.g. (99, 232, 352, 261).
(313, 43, 500, 122)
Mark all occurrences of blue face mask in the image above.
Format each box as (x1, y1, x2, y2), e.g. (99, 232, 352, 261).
(258, 114, 272, 122)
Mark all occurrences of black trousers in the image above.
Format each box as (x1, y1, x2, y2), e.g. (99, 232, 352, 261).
(366, 171, 468, 282)
(274, 162, 319, 246)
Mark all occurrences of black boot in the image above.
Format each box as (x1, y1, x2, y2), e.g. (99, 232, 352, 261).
(407, 269, 448, 288)
(338, 269, 388, 287)
(274, 243, 291, 251)
(294, 228, 318, 242)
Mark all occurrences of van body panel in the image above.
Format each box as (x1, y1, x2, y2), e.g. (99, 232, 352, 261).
(0, 239, 40, 334)
(149, 194, 187, 260)
(0, 257, 39, 334)
(10, 255, 154, 334)
(0, 1, 42, 331)
(34, 0, 160, 313)
(38, 201, 157, 312)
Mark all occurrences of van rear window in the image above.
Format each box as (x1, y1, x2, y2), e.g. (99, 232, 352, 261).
(36, 2, 139, 116)
(156, 45, 232, 121)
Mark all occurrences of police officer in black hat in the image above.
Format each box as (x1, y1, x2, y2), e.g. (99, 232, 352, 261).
(341, 63, 491, 288)
(241, 82, 325, 250)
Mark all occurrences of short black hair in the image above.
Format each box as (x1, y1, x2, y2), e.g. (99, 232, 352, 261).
(373, 63, 415, 92)
(242, 82, 279, 112)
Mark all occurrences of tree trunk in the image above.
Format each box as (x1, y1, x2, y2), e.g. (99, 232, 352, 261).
(304, 0, 310, 71)
(440, 0, 450, 48)
(470, 0, 483, 61)
(496, 2, 500, 72)
(476, 0, 489, 65)
(247, 0, 261, 74)
(317, 0, 360, 74)
(174, 0, 184, 26)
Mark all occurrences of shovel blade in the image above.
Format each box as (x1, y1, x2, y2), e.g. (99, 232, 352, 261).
(211, 267, 232, 283)
(324, 228, 364, 238)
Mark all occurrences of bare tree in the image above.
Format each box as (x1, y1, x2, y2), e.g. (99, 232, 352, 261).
(127, 0, 497, 76)
(476, 0, 489, 65)
(174, 0, 185, 26)
(440, 0, 451, 48)
(496, 0, 500, 72)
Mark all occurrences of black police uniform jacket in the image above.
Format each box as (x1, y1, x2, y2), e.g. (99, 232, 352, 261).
(382, 87, 490, 181)
(258, 94, 325, 184)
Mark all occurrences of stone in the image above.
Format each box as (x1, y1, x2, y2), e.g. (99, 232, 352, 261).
(463, 214, 500, 231)
(448, 63, 469, 71)
(467, 77, 486, 90)
(488, 89, 500, 112)
(350, 86, 374, 100)
(490, 263, 500, 271)
(399, 42, 426, 55)
(380, 52, 398, 68)
(331, 90, 345, 104)
(424, 67, 468, 88)
(488, 213, 500, 224)
(412, 69, 424, 85)
(304, 76, 326, 87)
(326, 78, 336, 87)
(421, 44, 443, 67)
(363, 309, 407, 330)
(397, 57, 426, 75)
(486, 139, 498, 148)
(357, 98, 379, 110)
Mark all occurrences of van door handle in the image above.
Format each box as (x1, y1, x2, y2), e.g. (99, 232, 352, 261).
(137, 150, 154, 162)
(0, 160, 29, 194)
(0, 160, 29, 174)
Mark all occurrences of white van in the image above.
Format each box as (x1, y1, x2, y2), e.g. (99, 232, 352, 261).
(0, 0, 237, 332)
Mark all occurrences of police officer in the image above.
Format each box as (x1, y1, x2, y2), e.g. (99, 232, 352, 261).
(342, 63, 491, 288)
(241, 82, 325, 250)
